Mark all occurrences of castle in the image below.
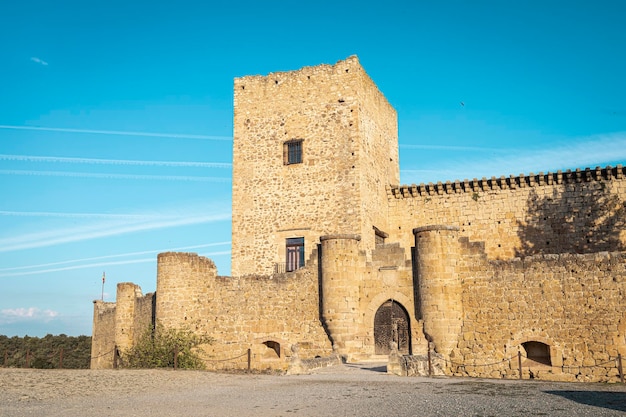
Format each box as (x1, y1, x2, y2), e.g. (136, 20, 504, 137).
(91, 56, 626, 382)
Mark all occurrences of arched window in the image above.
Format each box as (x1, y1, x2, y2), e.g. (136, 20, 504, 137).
(522, 341, 551, 366)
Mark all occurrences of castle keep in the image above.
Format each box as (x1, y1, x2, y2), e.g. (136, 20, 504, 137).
(92, 56, 626, 382)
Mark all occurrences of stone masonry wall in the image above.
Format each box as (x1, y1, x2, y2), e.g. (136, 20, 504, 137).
(319, 235, 427, 362)
(231, 56, 399, 276)
(90, 301, 116, 369)
(155, 252, 332, 371)
(132, 292, 155, 345)
(388, 166, 626, 260)
(353, 63, 399, 252)
(91, 287, 154, 369)
(455, 246, 626, 382)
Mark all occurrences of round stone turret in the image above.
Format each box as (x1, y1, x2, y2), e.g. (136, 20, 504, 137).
(156, 252, 216, 329)
(413, 225, 463, 356)
(320, 234, 362, 360)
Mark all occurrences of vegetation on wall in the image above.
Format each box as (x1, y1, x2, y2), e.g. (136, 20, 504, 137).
(123, 324, 212, 369)
(0, 334, 92, 369)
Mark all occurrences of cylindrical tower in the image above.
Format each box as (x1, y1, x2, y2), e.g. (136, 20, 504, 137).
(156, 252, 216, 329)
(114, 282, 141, 354)
(320, 234, 362, 359)
(413, 225, 462, 356)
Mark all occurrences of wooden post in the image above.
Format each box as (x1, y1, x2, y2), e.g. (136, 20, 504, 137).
(518, 351, 523, 380)
(618, 354, 624, 384)
(3, 349, 7, 367)
(25, 350, 30, 368)
(173, 346, 178, 370)
(113, 346, 119, 369)
(59, 348, 64, 369)
(247, 348, 251, 371)
(427, 343, 433, 377)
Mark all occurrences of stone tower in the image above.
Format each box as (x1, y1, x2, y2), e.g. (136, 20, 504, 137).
(231, 56, 399, 276)
(413, 226, 463, 356)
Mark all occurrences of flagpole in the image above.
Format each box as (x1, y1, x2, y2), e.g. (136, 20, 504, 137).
(101, 271, 105, 301)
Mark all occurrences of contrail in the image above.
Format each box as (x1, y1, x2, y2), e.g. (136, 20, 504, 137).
(0, 250, 231, 277)
(0, 211, 161, 219)
(0, 125, 233, 141)
(0, 169, 231, 182)
(0, 242, 231, 272)
(399, 144, 506, 152)
(0, 212, 232, 252)
(0, 154, 231, 168)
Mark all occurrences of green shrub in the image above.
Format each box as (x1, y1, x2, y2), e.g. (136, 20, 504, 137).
(123, 324, 212, 369)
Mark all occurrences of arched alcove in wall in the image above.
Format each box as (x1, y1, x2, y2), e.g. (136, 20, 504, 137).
(262, 340, 281, 358)
(522, 341, 551, 366)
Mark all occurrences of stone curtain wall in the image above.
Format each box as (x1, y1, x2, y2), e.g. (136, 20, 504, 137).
(90, 287, 154, 369)
(155, 252, 332, 370)
(90, 301, 116, 369)
(132, 292, 155, 345)
(388, 166, 626, 260)
(457, 249, 626, 382)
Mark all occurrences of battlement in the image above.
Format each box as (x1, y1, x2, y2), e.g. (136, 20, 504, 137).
(389, 164, 625, 198)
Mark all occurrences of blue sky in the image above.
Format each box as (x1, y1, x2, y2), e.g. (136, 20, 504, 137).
(1, 0, 625, 336)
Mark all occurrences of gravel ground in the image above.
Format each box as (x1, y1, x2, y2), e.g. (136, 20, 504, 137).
(1, 363, 625, 416)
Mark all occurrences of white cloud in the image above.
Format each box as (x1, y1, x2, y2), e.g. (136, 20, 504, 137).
(30, 57, 48, 66)
(0, 307, 59, 324)
(401, 131, 626, 184)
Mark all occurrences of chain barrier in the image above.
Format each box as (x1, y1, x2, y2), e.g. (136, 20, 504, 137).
(89, 348, 115, 361)
(444, 355, 517, 368)
(196, 351, 249, 363)
(438, 351, 624, 382)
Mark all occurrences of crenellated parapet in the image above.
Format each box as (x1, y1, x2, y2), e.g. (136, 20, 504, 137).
(389, 164, 625, 198)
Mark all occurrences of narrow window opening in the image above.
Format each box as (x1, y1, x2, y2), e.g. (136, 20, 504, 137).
(286, 237, 305, 272)
(283, 139, 303, 165)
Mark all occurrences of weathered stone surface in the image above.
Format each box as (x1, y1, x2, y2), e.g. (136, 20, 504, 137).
(91, 57, 626, 382)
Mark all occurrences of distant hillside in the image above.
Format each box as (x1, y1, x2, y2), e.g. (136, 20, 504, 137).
(0, 334, 91, 369)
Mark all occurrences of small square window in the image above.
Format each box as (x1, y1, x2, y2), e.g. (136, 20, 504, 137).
(284, 139, 303, 165)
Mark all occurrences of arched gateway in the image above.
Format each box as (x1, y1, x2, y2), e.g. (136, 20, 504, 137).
(374, 300, 411, 355)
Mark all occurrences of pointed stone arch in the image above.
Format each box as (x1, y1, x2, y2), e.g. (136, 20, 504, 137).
(374, 299, 411, 355)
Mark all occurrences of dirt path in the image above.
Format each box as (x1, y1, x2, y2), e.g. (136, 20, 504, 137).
(1, 364, 625, 416)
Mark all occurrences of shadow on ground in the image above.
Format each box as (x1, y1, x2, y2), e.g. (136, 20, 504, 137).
(545, 391, 626, 412)
(345, 364, 387, 373)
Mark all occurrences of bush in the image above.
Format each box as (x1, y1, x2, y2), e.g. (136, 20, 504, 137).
(123, 324, 212, 369)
